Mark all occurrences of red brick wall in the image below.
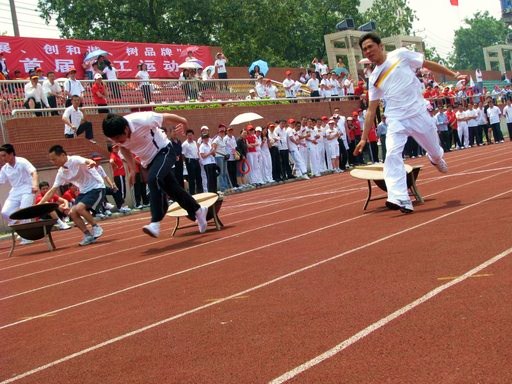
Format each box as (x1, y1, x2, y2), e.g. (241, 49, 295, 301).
(4, 99, 360, 168)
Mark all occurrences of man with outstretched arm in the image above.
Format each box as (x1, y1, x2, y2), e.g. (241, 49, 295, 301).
(354, 32, 467, 213)
(102, 112, 207, 238)
(39, 145, 104, 246)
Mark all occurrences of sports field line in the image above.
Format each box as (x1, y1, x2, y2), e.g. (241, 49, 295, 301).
(1, 167, 510, 330)
(1, 186, 510, 384)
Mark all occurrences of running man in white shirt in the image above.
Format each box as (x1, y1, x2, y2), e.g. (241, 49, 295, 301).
(102, 112, 207, 238)
(0, 144, 39, 245)
(355, 32, 466, 213)
(38, 145, 105, 246)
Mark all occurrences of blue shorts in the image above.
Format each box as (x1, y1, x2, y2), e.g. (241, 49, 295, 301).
(75, 188, 105, 211)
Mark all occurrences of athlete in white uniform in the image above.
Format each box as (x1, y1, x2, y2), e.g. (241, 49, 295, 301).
(355, 32, 465, 213)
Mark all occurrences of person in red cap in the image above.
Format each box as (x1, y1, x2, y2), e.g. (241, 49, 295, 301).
(356, 32, 459, 213)
(63, 67, 84, 107)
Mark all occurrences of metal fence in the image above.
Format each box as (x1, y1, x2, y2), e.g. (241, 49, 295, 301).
(0, 78, 312, 117)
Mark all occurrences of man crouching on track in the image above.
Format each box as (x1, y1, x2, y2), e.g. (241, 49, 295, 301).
(38, 145, 105, 246)
(102, 112, 207, 238)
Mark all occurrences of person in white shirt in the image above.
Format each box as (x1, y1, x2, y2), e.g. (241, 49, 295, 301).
(24, 75, 49, 116)
(199, 134, 218, 193)
(475, 101, 488, 145)
(333, 110, 349, 170)
(267, 123, 283, 181)
(355, 32, 464, 213)
(42, 71, 62, 116)
(38, 145, 104, 246)
(286, 120, 309, 179)
(103, 60, 122, 99)
(320, 73, 332, 100)
(215, 52, 228, 79)
(475, 68, 483, 93)
(283, 71, 296, 100)
(182, 129, 204, 195)
(265, 79, 278, 99)
(254, 76, 267, 98)
(503, 98, 512, 141)
(259, 126, 274, 183)
(0, 144, 39, 244)
(455, 104, 470, 148)
(305, 118, 321, 177)
(223, 127, 239, 188)
(135, 63, 152, 103)
(326, 119, 341, 171)
(63, 68, 85, 107)
(102, 112, 208, 238)
(306, 72, 320, 101)
(274, 119, 293, 179)
(486, 99, 504, 143)
(62, 95, 96, 143)
(211, 125, 231, 191)
(466, 103, 479, 147)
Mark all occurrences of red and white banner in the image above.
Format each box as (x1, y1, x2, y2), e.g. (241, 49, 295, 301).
(0, 36, 213, 79)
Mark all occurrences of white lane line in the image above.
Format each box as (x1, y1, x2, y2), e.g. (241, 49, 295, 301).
(0, 166, 509, 306)
(269, 244, 512, 384)
(0, 146, 506, 271)
(1, 188, 510, 384)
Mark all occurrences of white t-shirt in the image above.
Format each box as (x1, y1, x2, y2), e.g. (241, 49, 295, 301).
(199, 142, 216, 165)
(103, 66, 118, 80)
(223, 135, 237, 160)
(118, 112, 168, 167)
(42, 80, 62, 97)
(274, 126, 288, 150)
(135, 70, 150, 85)
(368, 47, 425, 120)
(286, 127, 298, 151)
(466, 108, 478, 127)
(62, 105, 84, 135)
(255, 83, 267, 98)
(215, 59, 227, 74)
(181, 140, 200, 159)
(475, 69, 483, 82)
(306, 78, 319, 92)
(455, 110, 468, 128)
(486, 106, 501, 124)
(212, 135, 227, 156)
(95, 165, 107, 179)
(0, 156, 36, 197)
(53, 155, 105, 194)
(503, 104, 512, 123)
(282, 78, 296, 98)
(63, 78, 85, 97)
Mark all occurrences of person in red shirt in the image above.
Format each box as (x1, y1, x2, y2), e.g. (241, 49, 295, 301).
(91, 73, 108, 113)
(62, 184, 79, 204)
(354, 80, 366, 96)
(108, 144, 130, 212)
(445, 104, 461, 149)
(35, 181, 71, 230)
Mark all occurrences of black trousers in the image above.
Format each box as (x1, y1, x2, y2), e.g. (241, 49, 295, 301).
(279, 149, 293, 179)
(133, 172, 149, 206)
(227, 160, 238, 188)
(203, 163, 218, 193)
(141, 84, 152, 103)
(147, 145, 200, 222)
(338, 139, 348, 170)
(184, 158, 203, 195)
(47, 95, 59, 116)
(104, 186, 124, 209)
(439, 131, 451, 152)
(269, 146, 282, 181)
(113, 175, 127, 200)
(64, 121, 94, 140)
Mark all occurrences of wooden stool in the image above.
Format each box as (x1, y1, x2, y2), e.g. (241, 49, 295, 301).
(166, 192, 224, 236)
(8, 203, 59, 257)
(350, 164, 423, 211)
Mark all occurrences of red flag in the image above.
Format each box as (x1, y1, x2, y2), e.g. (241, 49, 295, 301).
(450, 0, 458, 5)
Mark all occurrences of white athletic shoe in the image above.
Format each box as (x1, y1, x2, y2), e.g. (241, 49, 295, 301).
(91, 225, 103, 239)
(58, 221, 71, 230)
(105, 202, 115, 210)
(19, 238, 33, 245)
(142, 222, 160, 238)
(196, 207, 208, 233)
(79, 234, 96, 246)
(119, 206, 131, 213)
(429, 155, 448, 174)
(385, 199, 414, 214)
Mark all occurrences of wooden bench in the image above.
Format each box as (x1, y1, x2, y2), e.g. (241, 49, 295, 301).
(166, 192, 224, 236)
(350, 164, 423, 211)
(8, 203, 59, 257)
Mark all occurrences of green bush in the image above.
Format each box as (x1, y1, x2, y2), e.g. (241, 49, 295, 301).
(154, 99, 290, 112)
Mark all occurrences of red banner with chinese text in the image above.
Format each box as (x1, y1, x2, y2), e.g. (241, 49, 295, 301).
(0, 36, 213, 79)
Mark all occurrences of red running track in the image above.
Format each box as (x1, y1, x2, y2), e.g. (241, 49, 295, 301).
(0, 142, 511, 383)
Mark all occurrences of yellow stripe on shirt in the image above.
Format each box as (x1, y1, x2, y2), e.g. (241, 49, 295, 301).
(374, 60, 400, 88)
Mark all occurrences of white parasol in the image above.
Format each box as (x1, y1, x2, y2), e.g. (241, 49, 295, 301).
(229, 112, 264, 126)
(178, 61, 203, 69)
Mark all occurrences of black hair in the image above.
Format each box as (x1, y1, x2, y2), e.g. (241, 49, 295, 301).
(359, 32, 382, 50)
(102, 113, 129, 138)
(49, 144, 66, 155)
(39, 181, 50, 189)
(47, 71, 55, 76)
(107, 143, 114, 152)
(104, 60, 113, 70)
(201, 133, 209, 139)
(0, 143, 15, 155)
(185, 129, 195, 135)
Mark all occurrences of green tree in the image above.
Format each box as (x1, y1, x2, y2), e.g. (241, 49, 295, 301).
(452, 11, 508, 70)
(363, 0, 416, 37)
